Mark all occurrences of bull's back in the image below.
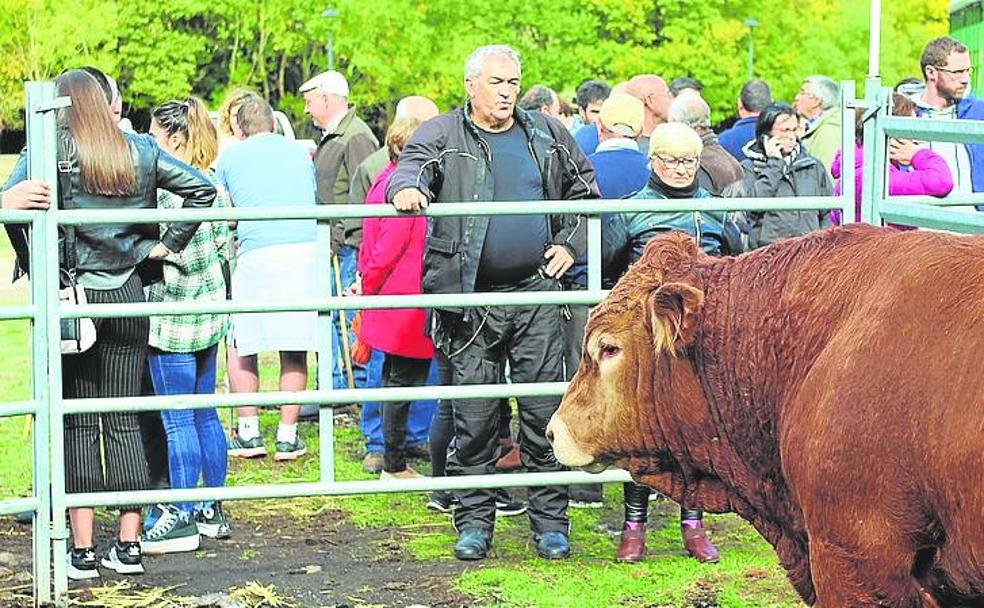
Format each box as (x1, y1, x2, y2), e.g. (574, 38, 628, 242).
(775, 228, 984, 580)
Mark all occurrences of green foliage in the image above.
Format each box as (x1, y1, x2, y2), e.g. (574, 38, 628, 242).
(0, 1, 949, 131)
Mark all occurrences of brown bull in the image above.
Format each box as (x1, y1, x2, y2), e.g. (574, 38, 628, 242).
(547, 225, 984, 607)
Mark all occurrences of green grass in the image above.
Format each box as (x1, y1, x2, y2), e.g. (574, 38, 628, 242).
(0, 151, 804, 606)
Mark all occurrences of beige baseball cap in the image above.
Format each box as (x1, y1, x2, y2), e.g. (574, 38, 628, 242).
(599, 93, 644, 137)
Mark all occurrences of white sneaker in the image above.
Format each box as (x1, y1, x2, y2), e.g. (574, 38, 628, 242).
(100, 541, 145, 575)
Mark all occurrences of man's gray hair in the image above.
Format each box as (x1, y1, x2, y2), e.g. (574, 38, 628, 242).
(519, 85, 556, 112)
(464, 45, 521, 80)
(804, 76, 840, 111)
(667, 95, 711, 133)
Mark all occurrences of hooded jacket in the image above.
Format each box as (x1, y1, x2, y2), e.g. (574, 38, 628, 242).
(739, 139, 832, 249)
(386, 105, 599, 310)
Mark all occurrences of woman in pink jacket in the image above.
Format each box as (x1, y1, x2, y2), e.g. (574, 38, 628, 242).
(357, 117, 434, 480)
(831, 93, 953, 224)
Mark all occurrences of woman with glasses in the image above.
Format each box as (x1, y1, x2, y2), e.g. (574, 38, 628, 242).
(604, 122, 732, 565)
(738, 103, 833, 249)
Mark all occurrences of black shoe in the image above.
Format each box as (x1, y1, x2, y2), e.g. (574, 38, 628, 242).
(495, 489, 527, 517)
(426, 490, 458, 514)
(67, 546, 99, 581)
(454, 528, 492, 561)
(534, 531, 571, 560)
(101, 540, 144, 575)
(405, 441, 431, 461)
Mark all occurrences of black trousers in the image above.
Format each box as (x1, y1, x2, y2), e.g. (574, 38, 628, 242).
(439, 274, 569, 536)
(382, 353, 433, 472)
(623, 482, 704, 523)
(62, 273, 151, 513)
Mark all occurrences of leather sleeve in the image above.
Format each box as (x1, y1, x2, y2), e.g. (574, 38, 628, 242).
(155, 148, 217, 253)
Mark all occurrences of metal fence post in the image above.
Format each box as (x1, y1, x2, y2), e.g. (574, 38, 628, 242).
(839, 80, 856, 224)
(26, 80, 71, 605)
(860, 83, 889, 225)
(316, 215, 336, 482)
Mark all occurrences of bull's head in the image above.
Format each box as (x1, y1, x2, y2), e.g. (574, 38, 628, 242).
(548, 232, 720, 501)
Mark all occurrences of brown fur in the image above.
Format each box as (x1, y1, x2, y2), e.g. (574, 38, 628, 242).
(552, 225, 984, 607)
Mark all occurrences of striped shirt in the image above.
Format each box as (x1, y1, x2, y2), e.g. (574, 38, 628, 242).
(147, 173, 231, 353)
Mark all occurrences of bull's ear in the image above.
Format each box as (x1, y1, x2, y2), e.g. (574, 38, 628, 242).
(646, 282, 705, 352)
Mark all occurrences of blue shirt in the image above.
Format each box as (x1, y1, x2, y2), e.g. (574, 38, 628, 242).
(718, 116, 758, 162)
(574, 123, 600, 155)
(216, 133, 317, 255)
(476, 122, 549, 285)
(565, 144, 650, 287)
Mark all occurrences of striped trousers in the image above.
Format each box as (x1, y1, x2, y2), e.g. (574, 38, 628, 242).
(62, 273, 151, 512)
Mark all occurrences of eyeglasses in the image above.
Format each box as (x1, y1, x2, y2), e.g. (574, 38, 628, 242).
(934, 66, 973, 76)
(654, 155, 699, 170)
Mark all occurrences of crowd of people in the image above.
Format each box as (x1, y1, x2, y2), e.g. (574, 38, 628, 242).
(0, 34, 976, 578)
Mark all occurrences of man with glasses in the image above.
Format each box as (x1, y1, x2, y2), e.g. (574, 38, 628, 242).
(903, 37, 984, 199)
(794, 75, 841, 180)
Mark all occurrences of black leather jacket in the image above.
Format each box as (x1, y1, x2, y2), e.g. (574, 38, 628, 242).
(4, 132, 216, 278)
(386, 105, 599, 306)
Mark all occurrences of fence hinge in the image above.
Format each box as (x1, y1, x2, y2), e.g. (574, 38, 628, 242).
(32, 97, 72, 114)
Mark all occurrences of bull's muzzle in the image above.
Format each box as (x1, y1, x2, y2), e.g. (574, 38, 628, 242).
(546, 414, 597, 468)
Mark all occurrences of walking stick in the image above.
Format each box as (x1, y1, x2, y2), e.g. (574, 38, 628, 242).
(332, 254, 356, 390)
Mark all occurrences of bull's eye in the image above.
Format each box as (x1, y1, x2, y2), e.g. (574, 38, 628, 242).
(599, 342, 621, 361)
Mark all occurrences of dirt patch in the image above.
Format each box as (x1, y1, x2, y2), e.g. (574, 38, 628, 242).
(0, 507, 474, 608)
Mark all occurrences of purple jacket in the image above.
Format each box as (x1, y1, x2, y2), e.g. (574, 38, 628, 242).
(831, 143, 954, 223)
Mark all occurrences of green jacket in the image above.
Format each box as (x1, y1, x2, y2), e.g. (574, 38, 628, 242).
(800, 109, 841, 180)
(313, 108, 379, 247)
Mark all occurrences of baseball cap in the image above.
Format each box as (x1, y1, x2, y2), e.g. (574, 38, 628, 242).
(299, 70, 349, 97)
(599, 93, 644, 138)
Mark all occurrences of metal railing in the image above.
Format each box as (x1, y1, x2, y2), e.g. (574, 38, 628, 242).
(15, 77, 984, 607)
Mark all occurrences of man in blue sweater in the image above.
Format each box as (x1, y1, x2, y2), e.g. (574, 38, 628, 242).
(564, 93, 650, 508)
(719, 79, 772, 162)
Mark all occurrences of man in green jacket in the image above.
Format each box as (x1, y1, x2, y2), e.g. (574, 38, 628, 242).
(794, 75, 841, 180)
(300, 70, 379, 405)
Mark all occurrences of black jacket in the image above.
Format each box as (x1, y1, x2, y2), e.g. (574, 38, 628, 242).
(5, 132, 215, 279)
(739, 139, 832, 249)
(386, 105, 599, 306)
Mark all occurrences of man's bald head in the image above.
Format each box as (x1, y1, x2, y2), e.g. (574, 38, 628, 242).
(395, 96, 439, 122)
(626, 74, 671, 133)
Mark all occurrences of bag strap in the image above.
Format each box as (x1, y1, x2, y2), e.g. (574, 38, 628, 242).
(57, 134, 79, 275)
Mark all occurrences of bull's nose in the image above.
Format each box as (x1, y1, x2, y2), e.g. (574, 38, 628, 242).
(545, 424, 555, 444)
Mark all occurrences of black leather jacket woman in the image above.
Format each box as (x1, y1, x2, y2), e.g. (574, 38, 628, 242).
(4, 131, 216, 278)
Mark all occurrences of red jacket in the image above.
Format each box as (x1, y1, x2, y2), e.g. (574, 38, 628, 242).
(356, 162, 434, 360)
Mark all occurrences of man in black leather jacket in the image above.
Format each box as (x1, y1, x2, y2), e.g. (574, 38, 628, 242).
(388, 44, 599, 563)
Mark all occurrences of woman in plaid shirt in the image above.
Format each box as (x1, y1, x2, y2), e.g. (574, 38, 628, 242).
(140, 96, 232, 555)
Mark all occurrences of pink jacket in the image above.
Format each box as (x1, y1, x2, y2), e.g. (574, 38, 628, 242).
(831, 143, 954, 223)
(356, 162, 434, 360)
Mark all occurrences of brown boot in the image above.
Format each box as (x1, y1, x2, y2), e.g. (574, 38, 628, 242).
(495, 443, 522, 472)
(682, 522, 719, 563)
(615, 523, 646, 563)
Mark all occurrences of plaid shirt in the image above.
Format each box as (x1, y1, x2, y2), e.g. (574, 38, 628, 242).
(148, 175, 231, 353)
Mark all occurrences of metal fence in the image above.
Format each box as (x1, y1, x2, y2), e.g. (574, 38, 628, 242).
(3, 78, 980, 606)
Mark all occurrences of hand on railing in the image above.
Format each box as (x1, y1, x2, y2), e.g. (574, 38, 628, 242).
(1, 180, 50, 210)
(392, 187, 428, 212)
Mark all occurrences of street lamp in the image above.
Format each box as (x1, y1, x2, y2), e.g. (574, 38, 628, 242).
(323, 7, 339, 71)
(744, 18, 759, 81)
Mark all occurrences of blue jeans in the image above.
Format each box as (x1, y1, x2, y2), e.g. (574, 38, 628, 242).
(361, 354, 438, 453)
(147, 344, 227, 516)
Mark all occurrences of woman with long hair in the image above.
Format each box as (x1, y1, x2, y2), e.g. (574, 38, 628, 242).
(2, 69, 216, 580)
(138, 96, 232, 555)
